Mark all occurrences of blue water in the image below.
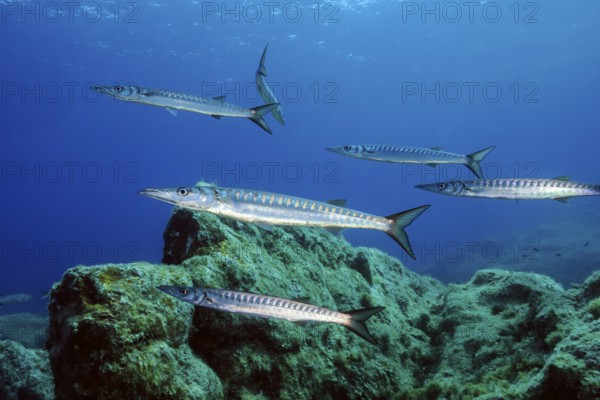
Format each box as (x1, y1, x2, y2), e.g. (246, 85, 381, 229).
(1, 1, 600, 314)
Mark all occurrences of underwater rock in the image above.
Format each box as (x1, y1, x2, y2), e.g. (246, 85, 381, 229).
(162, 208, 201, 264)
(0, 340, 55, 400)
(527, 320, 600, 399)
(0, 313, 48, 349)
(42, 207, 600, 399)
(47, 263, 223, 400)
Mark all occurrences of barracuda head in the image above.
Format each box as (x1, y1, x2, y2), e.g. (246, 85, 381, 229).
(156, 286, 200, 304)
(325, 145, 366, 158)
(138, 186, 219, 210)
(415, 181, 465, 196)
(91, 84, 145, 101)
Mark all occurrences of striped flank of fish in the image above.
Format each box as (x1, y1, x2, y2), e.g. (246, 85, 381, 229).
(415, 177, 600, 202)
(157, 286, 385, 344)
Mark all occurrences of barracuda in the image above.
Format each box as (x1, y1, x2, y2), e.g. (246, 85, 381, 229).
(326, 144, 495, 179)
(0, 293, 32, 307)
(92, 84, 279, 134)
(415, 176, 600, 202)
(157, 285, 385, 344)
(139, 185, 430, 259)
(256, 44, 285, 125)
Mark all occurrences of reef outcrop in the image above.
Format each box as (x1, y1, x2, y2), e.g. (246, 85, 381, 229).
(5, 207, 598, 399)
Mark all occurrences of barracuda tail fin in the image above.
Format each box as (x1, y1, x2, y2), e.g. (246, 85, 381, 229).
(344, 307, 385, 344)
(258, 44, 269, 76)
(385, 205, 430, 260)
(249, 103, 279, 134)
(466, 146, 495, 179)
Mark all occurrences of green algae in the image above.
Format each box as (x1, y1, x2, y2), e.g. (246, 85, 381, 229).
(40, 209, 600, 399)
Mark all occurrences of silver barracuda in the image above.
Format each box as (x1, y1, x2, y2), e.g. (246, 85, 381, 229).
(157, 285, 385, 344)
(326, 145, 495, 179)
(0, 293, 32, 307)
(92, 84, 279, 134)
(139, 185, 430, 259)
(415, 176, 600, 203)
(256, 44, 285, 125)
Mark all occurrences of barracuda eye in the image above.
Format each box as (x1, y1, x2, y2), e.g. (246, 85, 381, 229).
(114, 85, 123, 92)
(179, 288, 188, 296)
(343, 145, 351, 152)
(438, 183, 447, 190)
(177, 188, 190, 196)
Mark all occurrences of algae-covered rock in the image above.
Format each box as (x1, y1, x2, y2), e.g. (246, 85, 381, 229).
(527, 320, 600, 399)
(47, 263, 223, 400)
(43, 206, 600, 399)
(0, 340, 55, 400)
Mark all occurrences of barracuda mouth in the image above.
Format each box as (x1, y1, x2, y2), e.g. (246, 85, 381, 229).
(138, 188, 176, 204)
(414, 183, 437, 192)
(90, 85, 110, 94)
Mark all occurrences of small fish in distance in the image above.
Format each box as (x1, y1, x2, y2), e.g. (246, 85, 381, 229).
(138, 185, 430, 260)
(92, 84, 279, 134)
(157, 286, 385, 344)
(415, 176, 600, 203)
(0, 293, 32, 307)
(326, 145, 495, 179)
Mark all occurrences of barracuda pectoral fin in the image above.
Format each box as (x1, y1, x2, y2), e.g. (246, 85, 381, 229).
(555, 197, 572, 204)
(213, 95, 226, 102)
(385, 205, 430, 260)
(248, 103, 279, 134)
(166, 108, 178, 116)
(210, 115, 222, 120)
(255, 223, 274, 231)
(325, 227, 344, 236)
(466, 146, 496, 179)
(426, 163, 437, 168)
(343, 307, 385, 344)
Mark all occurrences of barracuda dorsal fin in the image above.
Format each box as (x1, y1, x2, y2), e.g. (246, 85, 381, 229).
(555, 197, 572, 204)
(553, 176, 571, 181)
(166, 108, 178, 116)
(293, 297, 311, 304)
(326, 199, 347, 207)
(430, 147, 443, 151)
(213, 95, 226, 102)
